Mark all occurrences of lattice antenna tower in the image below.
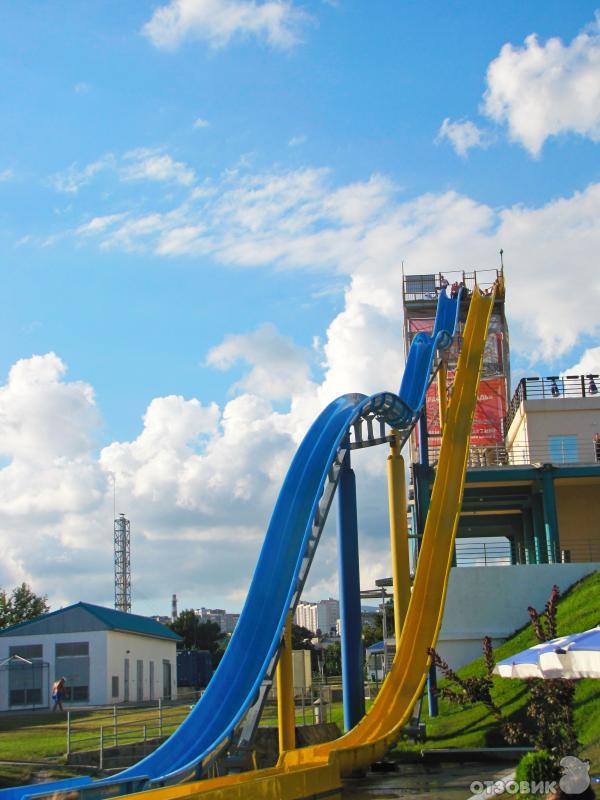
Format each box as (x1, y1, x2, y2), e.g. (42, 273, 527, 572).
(114, 513, 132, 613)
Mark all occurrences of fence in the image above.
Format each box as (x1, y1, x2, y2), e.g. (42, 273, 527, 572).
(66, 692, 201, 768)
(453, 538, 600, 567)
(455, 540, 513, 567)
(505, 374, 600, 432)
(402, 268, 501, 303)
(259, 686, 334, 728)
(429, 437, 600, 468)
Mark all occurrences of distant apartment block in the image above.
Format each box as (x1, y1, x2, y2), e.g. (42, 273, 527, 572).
(194, 608, 239, 635)
(295, 598, 340, 635)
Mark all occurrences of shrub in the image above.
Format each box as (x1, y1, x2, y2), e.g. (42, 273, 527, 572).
(515, 751, 559, 799)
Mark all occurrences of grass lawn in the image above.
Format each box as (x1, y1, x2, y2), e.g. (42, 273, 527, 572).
(0, 572, 597, 785)
(396, 570, 600, 769)
(0, 703, 192, 787)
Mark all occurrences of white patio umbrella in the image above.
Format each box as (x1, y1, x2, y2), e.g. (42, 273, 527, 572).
(494, 627, 600, 680)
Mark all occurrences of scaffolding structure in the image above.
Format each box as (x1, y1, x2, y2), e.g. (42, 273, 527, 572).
(114, 513, 131, 613)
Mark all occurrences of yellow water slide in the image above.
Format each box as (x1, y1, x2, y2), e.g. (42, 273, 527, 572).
(123, 287, 494, 800)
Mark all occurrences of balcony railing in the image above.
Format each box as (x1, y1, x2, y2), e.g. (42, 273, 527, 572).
(402, 268, 501, 302)
(429, 438, 600, 467)
(453, 539, 600, 566)
(505, 374, 600, 432)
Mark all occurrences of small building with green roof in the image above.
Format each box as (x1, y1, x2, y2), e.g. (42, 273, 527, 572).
(0, 602, 181, 710)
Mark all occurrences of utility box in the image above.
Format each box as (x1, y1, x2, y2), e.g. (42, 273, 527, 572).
(176, 650, 212, 689)
(292, 650, 312, 692)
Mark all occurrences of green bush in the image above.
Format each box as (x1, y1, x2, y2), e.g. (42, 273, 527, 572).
(515, 751, 559, 798)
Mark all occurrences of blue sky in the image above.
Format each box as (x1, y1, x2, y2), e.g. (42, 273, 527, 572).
(1, 1, 599, 614)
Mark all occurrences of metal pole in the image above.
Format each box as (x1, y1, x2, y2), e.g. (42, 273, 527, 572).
(276, 613, 295, 752)
(66, 711, 71, 757)
(387, 434, 411, 637)
(419, 408, 438, 717)
(336, 450, 365, 731)
(99, 726, 104, 771)
(381, 587, 388, 678)
(158, 697, 163, 737)
(113, 705, 117, 745)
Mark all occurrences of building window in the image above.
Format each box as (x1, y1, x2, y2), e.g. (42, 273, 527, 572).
(548, 435, 578, 464)
(56, 642, 89, 657)
(112, 676, 119, 698)
(7, 648, 45, 707)
(9, 645, 43, 660)
(56, 642, 90, 703)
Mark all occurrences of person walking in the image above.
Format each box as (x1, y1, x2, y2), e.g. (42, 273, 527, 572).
(51, 677, 66, 712)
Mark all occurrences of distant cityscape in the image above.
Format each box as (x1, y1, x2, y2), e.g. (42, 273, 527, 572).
(152, 596, 379, 639)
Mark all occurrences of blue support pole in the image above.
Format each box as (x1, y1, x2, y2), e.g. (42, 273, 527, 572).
(540, 466, 560, 563)
(418, 412, 429, 466)
(427, 662, 438, 717)
(418, 410, 439, 717)
(337, 451, 365, 732)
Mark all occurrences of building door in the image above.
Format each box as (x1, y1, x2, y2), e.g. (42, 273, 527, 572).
(162, 660, 172, 700)
(136, 660, 144, 703)
(124, 658, 130, 703)
(149, 661, 154, 701)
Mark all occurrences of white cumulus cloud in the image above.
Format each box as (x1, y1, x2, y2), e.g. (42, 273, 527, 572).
(63, 156, 600, 359)
(121, 148, 196, 186)
(483, 13, 600, 156)
(436, 117, 487, 157)
(206, 323, 315, 400)
(142, 0, 309, 51)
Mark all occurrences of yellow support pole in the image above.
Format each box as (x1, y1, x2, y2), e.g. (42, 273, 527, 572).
(437, 359, 448, 432)
(387, 433, 411, 639)
(276, 614, 296, 753)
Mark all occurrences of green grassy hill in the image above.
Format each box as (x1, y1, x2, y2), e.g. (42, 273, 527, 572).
(400, 569, 600, 768)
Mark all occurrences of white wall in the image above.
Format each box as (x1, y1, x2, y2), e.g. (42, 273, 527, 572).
(437, 563, 600, 669)
(0, 630, 107, 709)
(507, 396, 600, 462)
(106, 632, 177, 704)
(0, 629, 178, 709)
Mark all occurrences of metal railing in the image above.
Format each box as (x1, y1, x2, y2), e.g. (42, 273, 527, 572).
(259, 686, 333, 728)
(428, 437, 600, 467)
(455, 540, 513, 567)
(66, 692, 201, 767)
(505, 374, 600, 432)
(560, 541, 600, 563)
(454, 539, 600, 567)
(402, 268, 501, 302)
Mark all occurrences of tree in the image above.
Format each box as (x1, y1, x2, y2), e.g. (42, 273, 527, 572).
(168, 610, 226, 668)
(323, 641, 342, 677)
(0, 583, 49, 629)
(291, 624, 314, 650)
(362, 602, 394, 648)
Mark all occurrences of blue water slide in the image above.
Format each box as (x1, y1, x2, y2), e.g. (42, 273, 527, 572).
(1, 289, 461, 800)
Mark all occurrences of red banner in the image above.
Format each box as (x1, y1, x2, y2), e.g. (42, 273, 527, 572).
(417, 375, 507, 448)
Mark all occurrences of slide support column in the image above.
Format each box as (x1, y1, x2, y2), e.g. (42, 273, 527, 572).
(437, 360, 448, 432)
(337, 450, 365, 731)
(540, 466, 560, 563)
(387, 433, 411, 637)
(418, 411, 439, 717)
(276, 613, 295, 753)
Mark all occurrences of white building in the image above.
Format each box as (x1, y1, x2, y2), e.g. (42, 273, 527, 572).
(295, 599, 339, 636)
(223, 613, 240, 634)
(195, 607, 226, 630)
(295, 601, 318, 633)
(0, 602, 180, 710)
